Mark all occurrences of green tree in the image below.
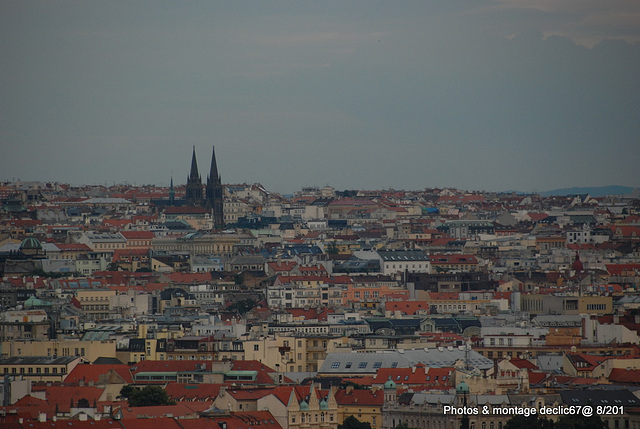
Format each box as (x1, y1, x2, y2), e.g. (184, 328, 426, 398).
(226, 298, 256, 315)
(339, 416, 372, 429)
(126, 385, 175, 407)
(119, 384, 137, 399)
(326, 242, 339, 255)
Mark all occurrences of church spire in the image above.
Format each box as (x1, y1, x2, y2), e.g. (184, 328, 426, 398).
(205, 145, 224, 229)
(189, 145, 200, 180)
(185, 146, 203, 206)
(169, 175, 175, 206)
(208, 145, 220, 181)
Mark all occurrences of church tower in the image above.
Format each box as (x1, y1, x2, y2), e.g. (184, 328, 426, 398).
(205, 145, 224, 229)
(185, 146, 203, 206)
(169, 175, 175, 206)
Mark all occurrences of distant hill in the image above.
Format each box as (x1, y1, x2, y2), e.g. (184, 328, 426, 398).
(540, 185, 638, 197)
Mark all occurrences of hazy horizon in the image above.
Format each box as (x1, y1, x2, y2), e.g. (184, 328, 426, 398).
(2, 1, 639, 194)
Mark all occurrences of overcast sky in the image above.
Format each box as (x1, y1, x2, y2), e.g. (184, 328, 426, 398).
(1, 1, 639, 194)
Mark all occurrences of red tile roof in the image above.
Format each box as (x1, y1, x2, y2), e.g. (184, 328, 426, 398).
(16, 420, 123, 429)
(527, 370, 549, 385)
(224, 388, 275, 400)
(373, 366, 453, 388)
(65, 364, 133, 385)
(165, 383, 223, 401)
(120, 231, 155, 240)
(118, 418, 183, 429)
(606, 264, 640, 276)
(267, 385, 328, 407)
(507, 358, 538, 370)
(385, 301, 430, 315)
(334, 389, 384, 406)
(266, 261, 297, 272)
(31, 385, 104, 413)
(191, 411, 283, 429)
(55, 243, 93, 252)
(609, 368, 640, 384)
(118, 403, 209, 420)
(102, 219, 134, 228)
(165, 272, 213, 284)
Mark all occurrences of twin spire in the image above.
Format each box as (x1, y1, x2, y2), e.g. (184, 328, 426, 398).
(184, 145, 224, 229)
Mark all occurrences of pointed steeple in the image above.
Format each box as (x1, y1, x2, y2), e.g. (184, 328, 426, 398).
(185, 146, 204, 206)
(208, 145, 220, 182)
(205, 145, 224, 229)
(169, 175, 175, 206)
(189, 146, 200, 180)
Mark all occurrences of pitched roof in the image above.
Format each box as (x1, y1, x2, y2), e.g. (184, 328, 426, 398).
(165, 383, 223, 401)
(507, 358, 538, 370)
(334, 389, 384, 406)
(385, 301, 430, 315)
(372, 366, 453, 388)
(118, 402, 210, 420)
(609, 368, 640, 385)
(120, 231, 155, 240)
(224, 388, 275, 400)
(31, 385, 105, 413)
(65, 364, 133, 384)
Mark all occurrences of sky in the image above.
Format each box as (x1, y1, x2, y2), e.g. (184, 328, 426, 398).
(1, 1, 639, 194)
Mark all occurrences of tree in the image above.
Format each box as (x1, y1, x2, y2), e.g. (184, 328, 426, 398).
(123, 385, 175, 407)
(119, 384, 137, 399)
(339, 416, 372, 429)
(326, 242, 339, 255)
(226, 298, 256, 315)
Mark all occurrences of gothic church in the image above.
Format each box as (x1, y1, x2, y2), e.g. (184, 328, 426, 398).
(180, 146, 224, 229)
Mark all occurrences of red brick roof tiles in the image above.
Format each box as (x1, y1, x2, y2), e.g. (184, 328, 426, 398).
(65, 364, 133, 385)
(385, 301, 430, 315)
(609, 368, 640, 384)
(120, 231, 155, 240)
(31, 385, 104, 413)
(165, 383, 223, 401)
(334, 389, 384, 406)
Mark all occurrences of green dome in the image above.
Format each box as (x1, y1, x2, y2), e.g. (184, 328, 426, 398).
(456, 381, 470, 394)
(319, 398, 329, 410)
(20, 237, 42, 250)
(384, 376, 397, 390)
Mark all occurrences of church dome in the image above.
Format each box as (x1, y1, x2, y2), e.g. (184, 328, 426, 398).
(384, 376, 397, 390)
(456, 381, 470, 394)
(572, 253, 584, 272)
(20, 237, 42, 251)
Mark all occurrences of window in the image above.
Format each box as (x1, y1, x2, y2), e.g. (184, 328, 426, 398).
(345, 362, 352, 369)
(358, 362, 368, 369)
(373, 362, 382, 369)
(331, 362, 340, 369)
(254, 345, 259, 351)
